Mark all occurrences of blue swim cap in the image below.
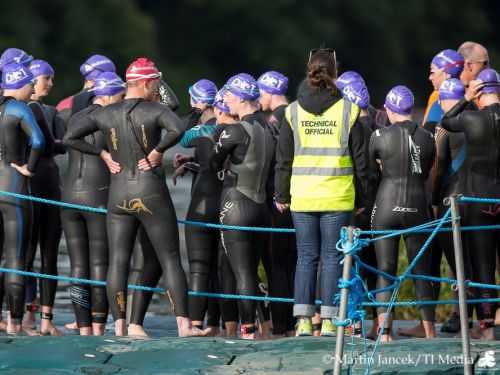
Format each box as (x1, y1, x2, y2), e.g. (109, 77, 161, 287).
(29, 59, 55, 78)
(257, 71, 288, 95)
(439, 79, 465, 101)
(385, 85, 414, 115)
(1, 63, 34, 90)
(0, 48, 33, 70)
(225, 73, 260, 101)
(92, 72, 126, 97)
(188, 79, 218, 105)
(214, 86, 230, 113)
(80, 54, 116, 81)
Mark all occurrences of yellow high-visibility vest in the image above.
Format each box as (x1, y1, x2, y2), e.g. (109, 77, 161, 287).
(285, 98, 360, 211)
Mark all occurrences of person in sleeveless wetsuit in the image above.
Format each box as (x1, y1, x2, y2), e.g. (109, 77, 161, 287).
(210, 73, 275, 339)
(440, 68, 500, 340)
(257, 70, 297, 337)
(0, 48, 34, 332)
(403, 49, 465, 338)
(369, 86, 436, 342)
(22, 60, 66, 336)
(63, 57, 203, 337)
(0, 63, 45, 335)
(62, 72, 126, 336)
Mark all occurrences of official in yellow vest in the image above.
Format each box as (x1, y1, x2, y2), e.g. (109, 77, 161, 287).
(275, 49, 372, 337)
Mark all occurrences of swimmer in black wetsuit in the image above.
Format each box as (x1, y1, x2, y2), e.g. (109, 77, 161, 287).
(257, 71, 297, 337)
(440, 69, 500, 340)
(210, 73, 275, 340)
(160, 86, 233, 337)
(369, 86, 436, 342)
(23, 59, 66, 336)
(62, 72, 126, 336)
(0, 63, 45, 335)
(63, 57, 203, 337)
(56, 54, 116, 122)
(181, 79, 217, 131)
(335, 71, 380, 338)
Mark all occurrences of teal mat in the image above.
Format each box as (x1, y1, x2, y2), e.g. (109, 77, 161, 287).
(0, 336, 498, 374)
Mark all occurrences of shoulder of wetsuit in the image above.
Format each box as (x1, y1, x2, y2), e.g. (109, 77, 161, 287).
(179, 124, 217, 148)
(71, 90, 95, 116)
(4, 99, 31, 117)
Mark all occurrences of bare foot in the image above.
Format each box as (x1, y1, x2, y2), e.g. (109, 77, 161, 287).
(380, 334, 393, 342)
(397, 322, 426, 338)
(0, 319, 7, 332)
(114, 319, 127, 336)
(64, 321, 78, 330)
(92, 323, 106, 336)
(128, 323, 150, 339)
(80, 327, 93, 336)
(22, 311, 36, 330)
(177, 317, 207, 337)
(202, 326, 220, 337)
(40, 321, 63, 336)
(470, 326, 494, 340)
(495, 308, 500, 326)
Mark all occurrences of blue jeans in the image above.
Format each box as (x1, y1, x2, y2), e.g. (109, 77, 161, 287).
(292, 211, 350, 319)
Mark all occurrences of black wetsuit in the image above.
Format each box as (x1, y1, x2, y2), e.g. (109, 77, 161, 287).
(61, 103, 110, 327)
(0, 97, 44, 323)
(211, 111, 275, 326)
(23, 101, 65, 310)
(441, 100, 500, 323)
(353, 112, 380, 317)
(177, 123, 224, 326)
(63, 98, 188, 321)
(267, 104, 297, 334)
(369, 120, 436, 321)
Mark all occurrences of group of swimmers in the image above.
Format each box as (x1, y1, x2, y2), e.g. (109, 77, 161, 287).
(0, 41, 497, 342)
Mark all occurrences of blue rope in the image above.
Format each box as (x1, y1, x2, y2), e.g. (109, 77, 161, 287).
(362, 298, 500, 307)
(460, 196, 500, 204)
(359, 224, 500, 235)
(178, 219, 294, 233)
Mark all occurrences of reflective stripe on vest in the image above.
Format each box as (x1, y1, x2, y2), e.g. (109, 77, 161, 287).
(286, 98, 359, 211)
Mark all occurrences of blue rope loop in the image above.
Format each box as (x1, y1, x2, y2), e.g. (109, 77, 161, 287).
(334, 318, 352, 327)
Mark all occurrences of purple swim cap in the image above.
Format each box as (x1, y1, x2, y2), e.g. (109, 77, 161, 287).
(0, 48, 33, 70)
(29, 59, 55, 78)
(92, 72, 126, 97)
(340, 80, 370, 109)
(214, 86, 230, 113)
(439, 79, 465, 101)
(225, 73, 260, 101)
(1, 63, 34, 90)
(385, 85, 414, 115)
(188, 79, 218, 105)
(477, 68, 500, 94)
(80, 55, 116, 81)
(257, 71, 288, 95)
(335, 71, 365, 91)
(431, 49, 464, 78)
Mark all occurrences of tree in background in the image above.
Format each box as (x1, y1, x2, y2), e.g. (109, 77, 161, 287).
(0, 0, 498, 110)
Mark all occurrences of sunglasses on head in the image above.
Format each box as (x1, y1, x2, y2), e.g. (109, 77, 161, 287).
(308, 48, 336, 64)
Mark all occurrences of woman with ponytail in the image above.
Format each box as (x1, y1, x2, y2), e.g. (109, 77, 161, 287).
(275, 48, 372, 336)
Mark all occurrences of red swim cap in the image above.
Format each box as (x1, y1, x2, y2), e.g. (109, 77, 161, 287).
(126, 58, 162, 82)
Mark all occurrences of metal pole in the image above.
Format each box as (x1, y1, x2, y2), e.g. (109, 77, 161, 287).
(448, 196, 472, 375)
(334, 227, 354, 375)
